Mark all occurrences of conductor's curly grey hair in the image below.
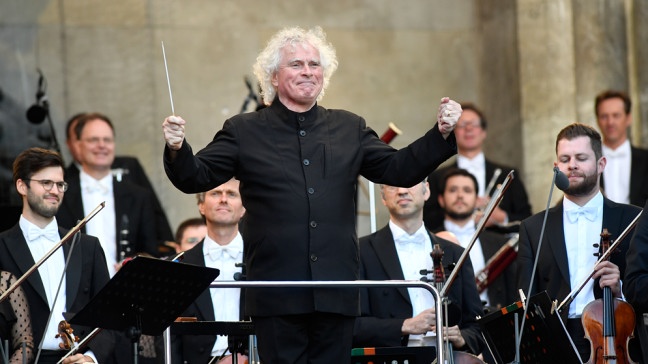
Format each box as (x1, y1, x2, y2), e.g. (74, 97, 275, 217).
(253, 26, 338, 105)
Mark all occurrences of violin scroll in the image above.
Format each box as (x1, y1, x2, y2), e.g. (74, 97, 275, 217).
(56, 320, 79, 351)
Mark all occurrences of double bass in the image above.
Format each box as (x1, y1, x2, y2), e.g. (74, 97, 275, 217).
(431, 244, 485, 364)
(581, 229, 637, 364)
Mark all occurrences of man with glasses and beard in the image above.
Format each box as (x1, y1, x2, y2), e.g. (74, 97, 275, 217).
(517, 123, 642, 362)
(0, 147, 114, 364)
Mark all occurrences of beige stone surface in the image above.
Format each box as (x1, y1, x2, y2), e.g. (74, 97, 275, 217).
(1, 0, 646, 235)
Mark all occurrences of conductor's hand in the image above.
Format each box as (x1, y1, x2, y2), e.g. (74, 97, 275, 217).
(61, 354, 94, 364)
(436, 97, 462, 139)
(163, 115, 186, 151)
(401, 308, 436, 335)
(592, 260, 622, 298)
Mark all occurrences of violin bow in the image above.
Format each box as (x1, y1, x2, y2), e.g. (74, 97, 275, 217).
(557, 209, 642, 313)
(440, 170, 514, 298)
(0, 202, 105, 304)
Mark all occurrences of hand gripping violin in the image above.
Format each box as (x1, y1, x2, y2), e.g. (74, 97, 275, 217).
(581, 229, 637, 364)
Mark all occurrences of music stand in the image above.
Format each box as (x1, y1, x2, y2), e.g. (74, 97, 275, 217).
(477, 291, 582, 364)
(69, 256, 220, 364)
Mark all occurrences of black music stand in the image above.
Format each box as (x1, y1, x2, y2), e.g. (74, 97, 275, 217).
(478, 291, 582, 364)
(69, 256, 220, 364)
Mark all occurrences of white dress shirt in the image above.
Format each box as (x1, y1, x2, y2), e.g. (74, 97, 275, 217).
(203, 233, 243, 357)
(602, 140, 631, 204)
(457, 152, 486, 197)
(390, 221, 436, 346)
(80, 171, 117, 276)
(443, 219, 489, 305)
(563, 192, 603, 318)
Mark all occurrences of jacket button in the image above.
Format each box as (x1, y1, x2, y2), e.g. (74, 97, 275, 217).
(310, 254, 318, 262)
(303, 159, 310, 166)
(299, 130, 306, 137)
(298, 116, 306, 122)
(310, 221, 317, 228)
(307, 187, 315, 194)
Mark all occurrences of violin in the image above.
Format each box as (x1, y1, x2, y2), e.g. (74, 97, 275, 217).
(581, 229, 637, 364)
(431, 244, 485, 364)
(56, 320, 79, 351)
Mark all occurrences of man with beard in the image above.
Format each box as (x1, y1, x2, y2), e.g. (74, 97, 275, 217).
(0, 147, 114, 364)
(435, 168, 517, 310)
(517, 123, 642, 362)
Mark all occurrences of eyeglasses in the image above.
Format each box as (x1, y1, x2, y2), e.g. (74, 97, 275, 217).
(455, 120, 482, 129)
(25, 179, 69, 192)
(81, 137, 114, 145)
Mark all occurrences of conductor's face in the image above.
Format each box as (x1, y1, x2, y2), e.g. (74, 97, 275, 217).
(272, 42, 323, 112)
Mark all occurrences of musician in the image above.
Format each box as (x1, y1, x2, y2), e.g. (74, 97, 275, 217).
(353, 180, 485, 356)
(624, 198, 648, 364)
(64, 112, 175, 254)
(594, 90, 648, 207)
(434, 168, 518, 309)
(162, 26, 461, 363)
(0, 147, 115, 364)
(0, 270, 34, 364)
(424, 102, 532, 232)
(56, 112, 159, 276)
(517, 122, 642, 361)
(174, 217, 207, 253)
(172, 178, 247, 364)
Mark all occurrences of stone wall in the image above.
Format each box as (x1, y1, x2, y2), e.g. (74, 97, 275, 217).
(0, 0, 645, 236)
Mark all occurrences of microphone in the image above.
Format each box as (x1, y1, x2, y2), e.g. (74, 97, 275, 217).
(26, 69, 49, 124)
(553, 166, 569, 191)
(516, 166, 567, 358)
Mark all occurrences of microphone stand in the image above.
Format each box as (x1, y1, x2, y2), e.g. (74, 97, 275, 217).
(513, 167, 565, 364)
(439, 170, 514, 298)
(0, 202, 105, 304)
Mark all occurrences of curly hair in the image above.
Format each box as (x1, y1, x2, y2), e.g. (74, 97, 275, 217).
(253, 26, 338, 105)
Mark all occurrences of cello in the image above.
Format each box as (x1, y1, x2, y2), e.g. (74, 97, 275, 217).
(431, 244, 485, 364)
(581, 229, 637, 364)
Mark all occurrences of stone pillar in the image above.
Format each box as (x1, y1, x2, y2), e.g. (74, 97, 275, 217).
(630, 0, 648, 147)
(517, 0, 578, 211)
(572, 0, 628, 128)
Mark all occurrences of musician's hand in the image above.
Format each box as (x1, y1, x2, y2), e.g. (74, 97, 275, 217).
(442, 325, 466, 349)
(593, 260, 622, 297)
(436, 97, 462, 139)
(163, 115, 186, 150)
(473, 196, 507, 227)
(61, 354, 94, 364)
(402, 308, 436, 335)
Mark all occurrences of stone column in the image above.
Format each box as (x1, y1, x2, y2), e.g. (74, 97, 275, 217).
(517, 0, 578, 211)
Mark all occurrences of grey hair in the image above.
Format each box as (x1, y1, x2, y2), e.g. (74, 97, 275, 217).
(253, 26, 338, 105)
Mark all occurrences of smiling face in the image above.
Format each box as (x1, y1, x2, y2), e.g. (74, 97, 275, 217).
(17, 166, 65, 222)
(454, 109, 487, 155)
(271, 42, 323, 112)
(78, 118, 115, 175)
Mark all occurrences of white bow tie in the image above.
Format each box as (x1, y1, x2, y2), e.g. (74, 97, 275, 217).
(85, 181, 109, 195)
(606, 149, 627, 158)
(397, 231, 427, 249)
(206, 245, 240, 261)
(27, 226, 59, 242)
(566, 206, 598, 224)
